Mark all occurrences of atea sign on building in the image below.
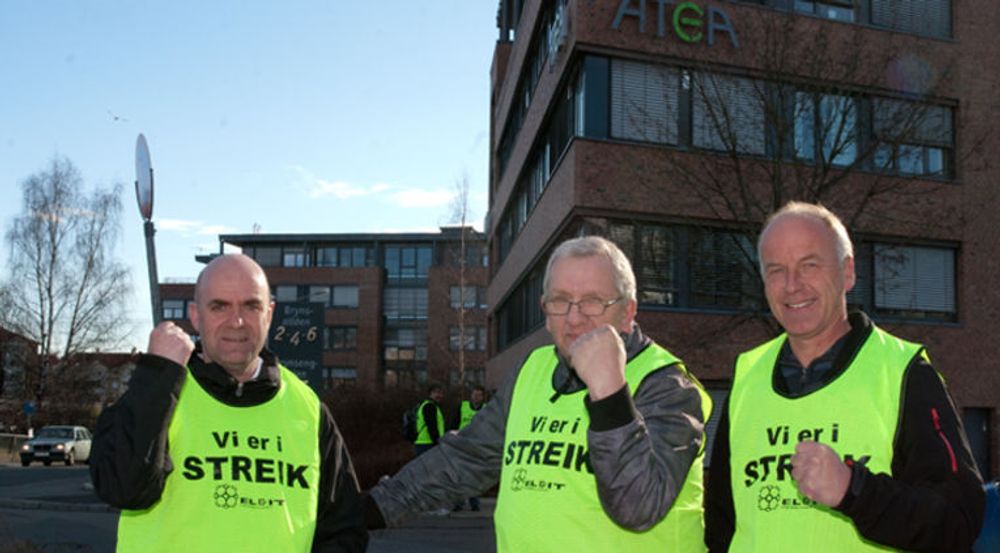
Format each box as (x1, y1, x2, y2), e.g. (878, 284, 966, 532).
(612, 0, 740, 48)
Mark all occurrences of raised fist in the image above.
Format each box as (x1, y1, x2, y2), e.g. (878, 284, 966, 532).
(791, 440, 851, 507)
(567, 324, 627, 401)
(147, 321, 195, 367)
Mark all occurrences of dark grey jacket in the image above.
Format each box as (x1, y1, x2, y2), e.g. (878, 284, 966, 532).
(367, 324, 707, 531)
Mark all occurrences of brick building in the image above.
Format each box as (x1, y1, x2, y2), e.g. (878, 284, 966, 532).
(161, 226, 488, 392)
(485, 0, 998, 478)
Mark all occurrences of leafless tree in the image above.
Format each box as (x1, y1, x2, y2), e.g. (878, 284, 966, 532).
(612, 8, 970, 342)
(446, 175, 473, 387)
(0, 156, 133, 406)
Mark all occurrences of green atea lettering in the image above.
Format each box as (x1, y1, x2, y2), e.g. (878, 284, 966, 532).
(182, 455, 310, 488)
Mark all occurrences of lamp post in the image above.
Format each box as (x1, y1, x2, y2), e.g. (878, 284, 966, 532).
(135, 134, 162, 327)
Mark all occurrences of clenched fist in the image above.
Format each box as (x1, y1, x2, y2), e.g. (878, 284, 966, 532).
(567, 324, 626, 401)
(791, 440, 851, 507)
(147, 321, 195, 367)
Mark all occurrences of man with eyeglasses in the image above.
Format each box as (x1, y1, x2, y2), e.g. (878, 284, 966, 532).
(363, 236, 711, 552)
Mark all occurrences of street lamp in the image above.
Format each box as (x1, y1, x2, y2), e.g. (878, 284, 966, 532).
(135, 133, 162, 327)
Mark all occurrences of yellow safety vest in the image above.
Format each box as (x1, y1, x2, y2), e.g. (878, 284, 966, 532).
(495, 343, 711, 553)
(459, 400, 481, 429)
(728, 325, 925, 552)
(117, 365, 321, 552)
(415, 399, 445, 445)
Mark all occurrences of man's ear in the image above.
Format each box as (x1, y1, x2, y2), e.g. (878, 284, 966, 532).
(843, 256, 856, 293)
(188, 301, 201, 333)
(620, 298, 638, 333)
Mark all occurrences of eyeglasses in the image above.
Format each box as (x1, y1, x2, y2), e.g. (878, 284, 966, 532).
(542, 297, 622, 317)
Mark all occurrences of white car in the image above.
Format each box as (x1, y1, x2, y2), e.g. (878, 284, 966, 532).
(20, 425, 92, 467)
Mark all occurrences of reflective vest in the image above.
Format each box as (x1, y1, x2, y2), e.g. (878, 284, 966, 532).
(495, 344, 711, 553)
(415, 399, 444, 445)
(117, 365, 321, 552)
(728, 326, 925, 552)
(459, 400, 482, 429)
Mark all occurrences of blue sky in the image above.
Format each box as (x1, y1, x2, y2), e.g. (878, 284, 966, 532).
(1, 1, 498, 349)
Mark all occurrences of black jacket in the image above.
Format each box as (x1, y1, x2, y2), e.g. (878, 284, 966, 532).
(89, 346, 367, 553)
(420, 400, 443, 445)
(705, 312, 985, 553)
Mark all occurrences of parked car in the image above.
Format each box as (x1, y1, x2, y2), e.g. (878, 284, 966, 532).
(20, 425, 92, 466)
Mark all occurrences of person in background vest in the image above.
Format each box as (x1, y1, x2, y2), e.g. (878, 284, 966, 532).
(363, 236, 711, 553)
(704, 202, 984, 552)
(452, 385, 487, 512)
(90, 254, 367, 552)
(414, 383, 445, 456)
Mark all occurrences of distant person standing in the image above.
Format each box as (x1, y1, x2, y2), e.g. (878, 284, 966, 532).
(456, 385, 487, 431)
(453, 385, 487, 511)
(415, 383, 445, 456)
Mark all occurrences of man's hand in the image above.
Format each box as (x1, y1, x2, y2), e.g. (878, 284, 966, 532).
(147, 322, 195, 367)
(567, 324, 626, 401)
(791, 440, 851, 507)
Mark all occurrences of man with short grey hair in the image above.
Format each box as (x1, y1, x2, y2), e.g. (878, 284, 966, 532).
(705, 201, 984, 552)
(364, 235, 711, 552)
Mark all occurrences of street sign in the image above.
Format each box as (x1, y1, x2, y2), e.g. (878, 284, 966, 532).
(135, 134, 154, 221)
(134, 133, 162, 326)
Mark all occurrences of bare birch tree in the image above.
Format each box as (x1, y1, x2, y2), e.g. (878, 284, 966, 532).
(446, 175, 473, 386)
(1, 156, 133, 405)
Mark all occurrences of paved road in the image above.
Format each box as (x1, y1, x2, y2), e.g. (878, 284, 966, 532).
(0, 463, 495, 552)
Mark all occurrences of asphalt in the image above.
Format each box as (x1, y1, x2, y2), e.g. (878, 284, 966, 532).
(0, 461, 496, 523)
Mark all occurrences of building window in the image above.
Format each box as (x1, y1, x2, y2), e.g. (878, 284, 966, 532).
(689, 229, 761, 310)
(872, 99, 952, 178)
(385, 246, 433, 279)
(384, 288, 428, 319)
(873, 244, 955, 314)
(162, 299, 186, 320)
(450, 286, 485, 309)
(849, 242, 956, 321)
(610, 59, 679, 144)
(962, 408, 993, 480)
(795, 91, 858, 167)
(317, 245, 371, 267)
(871, 0, 950, 38)
(325, 326, 357, 350)
(331, 285, 359, 309)
(309, 286, 330, 305)
(283, 248, 308, 267)
(609, 223, 677, 306)
(449, 326, 487, 351)
(496, 266, 544, 350)
(384, 327, 428, 364)
(253, 247, 282, 267)
(450, 367, 485, 386)
(322, 367, 357, 389)
(275, 285, 299, 303)
(692, 73, 766, 155)
(794, 0, 855, 22)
